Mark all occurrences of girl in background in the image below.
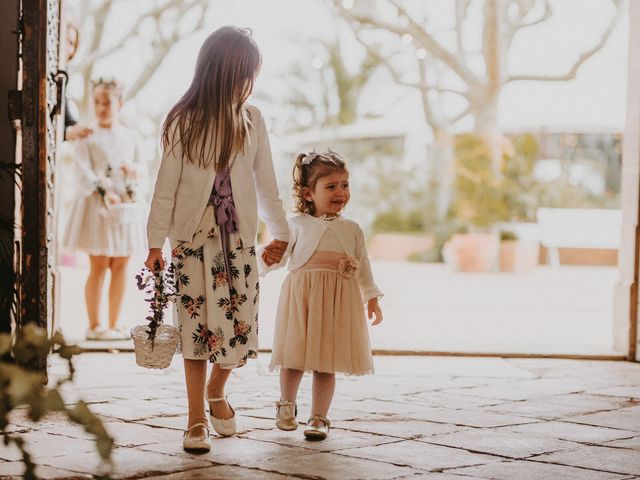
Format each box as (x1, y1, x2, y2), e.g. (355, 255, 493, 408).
(64, 78, 146, 341)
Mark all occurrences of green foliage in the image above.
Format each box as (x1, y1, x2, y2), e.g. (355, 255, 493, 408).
(451, 134, 510, 229)
(372, 209, 424, 233)
(499, 133, 539, 222)
(1, 325, 113, 479)
(451, 133, 543, 230)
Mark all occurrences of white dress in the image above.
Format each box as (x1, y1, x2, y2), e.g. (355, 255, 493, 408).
(63, 123, 146, 257)
(268, 215, 383, 376)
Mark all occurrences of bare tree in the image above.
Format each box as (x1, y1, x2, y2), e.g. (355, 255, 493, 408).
(69, 0, 210, 118)
(259, 33, 381, 133)
(332, 0, 624, 218)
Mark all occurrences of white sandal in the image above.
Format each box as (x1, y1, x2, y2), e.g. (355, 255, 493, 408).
(182, 422, 210, 452)
(207, 396, 236, 437)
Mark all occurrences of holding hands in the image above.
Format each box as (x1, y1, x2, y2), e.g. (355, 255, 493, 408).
(262, 239, 288, 266)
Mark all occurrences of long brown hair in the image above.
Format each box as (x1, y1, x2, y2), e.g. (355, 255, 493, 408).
(162, 26, 261, 171)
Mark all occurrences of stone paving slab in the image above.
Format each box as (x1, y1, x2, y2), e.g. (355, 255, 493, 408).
(249, 451, 419, 479)
(449, 459, 630, 480)
(603, 435, 640, 450)
(335, 439, 497, 471)
(483, 393, 634, 420)
(567, 405, 640, 431)
(531, 445, 640, 476)
(337, 418, 468, 438)
(405, 407, 538, 428)
(138, 436, 316, 467)
(240, 427, 399, 452)
(497, 420, 639, 444)
(0, 461, 92, 480)
(37, 447, 213, 479)
(424, 428, 580, 459)
(143, 465, 295, 479)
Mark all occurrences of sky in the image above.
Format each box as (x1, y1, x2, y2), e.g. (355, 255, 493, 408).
(69, 0, 629, 135)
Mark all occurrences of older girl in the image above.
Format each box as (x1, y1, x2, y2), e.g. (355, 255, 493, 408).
(145, 26, 289, 452)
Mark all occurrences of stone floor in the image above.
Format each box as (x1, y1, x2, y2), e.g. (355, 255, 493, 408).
(2, 353, 640, 479)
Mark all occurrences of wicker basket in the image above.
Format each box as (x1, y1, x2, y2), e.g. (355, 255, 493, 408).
(131, 324, 180, 369)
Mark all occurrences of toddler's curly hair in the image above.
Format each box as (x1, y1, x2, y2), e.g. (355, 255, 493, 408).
(292, 149, 347, 215)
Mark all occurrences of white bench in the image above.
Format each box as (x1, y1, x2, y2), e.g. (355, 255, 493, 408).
(536, 208, 621, 267)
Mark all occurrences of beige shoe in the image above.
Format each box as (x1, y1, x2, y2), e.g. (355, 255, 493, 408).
(182, 422, 210, 452)
(303, 414, 330, 440)
(207, 396, 236, 437)
(275, 400, 298, 431)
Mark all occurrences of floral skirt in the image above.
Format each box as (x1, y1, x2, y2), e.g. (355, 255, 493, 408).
(170, 207, 258, 367)
(270, 250, 374, 376)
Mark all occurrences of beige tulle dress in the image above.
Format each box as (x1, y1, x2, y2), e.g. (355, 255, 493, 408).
(269, 215, 382, 376)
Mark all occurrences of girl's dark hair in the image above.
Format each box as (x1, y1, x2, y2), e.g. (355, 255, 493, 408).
(292, 149, 347, 215)
(162, 26, 262, 172)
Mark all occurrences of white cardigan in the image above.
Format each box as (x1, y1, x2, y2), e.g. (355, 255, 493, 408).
(147, 105, 290, 249)
(259, 214, 383, 302)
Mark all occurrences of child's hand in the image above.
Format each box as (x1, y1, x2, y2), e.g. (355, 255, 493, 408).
(262, 240, 288, 266)
(367, 298, 383, 326)
(145, 248, 165, 272)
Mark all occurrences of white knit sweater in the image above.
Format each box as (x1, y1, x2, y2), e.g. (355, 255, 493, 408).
(147, 105, 290, 249)
(259, 213, 383, 302)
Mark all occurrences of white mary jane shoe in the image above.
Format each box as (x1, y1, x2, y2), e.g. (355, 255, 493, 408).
(182, 422, 210, 452)
(207, 396, 236, 437)
(303, 414, 331, 441)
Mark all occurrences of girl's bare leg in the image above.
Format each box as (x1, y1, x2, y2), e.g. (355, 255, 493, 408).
(280, 367, 304, 402)
(206, 364, 234, 419)
(184, 359, 208, 435)
(86, 255, 109, 330)
(311, 371, 335, 417)
(107, 256, 129, 329)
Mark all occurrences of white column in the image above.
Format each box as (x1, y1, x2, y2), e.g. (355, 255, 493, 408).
(614, 1, 640, 360)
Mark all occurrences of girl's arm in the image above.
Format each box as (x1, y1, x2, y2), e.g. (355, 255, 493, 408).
(252, 108, 290, 243)
(73, 139, 101, 197)
(354, 224, 384, 303)
(257, 222, 296, 277)
(147, 130, 184, 249)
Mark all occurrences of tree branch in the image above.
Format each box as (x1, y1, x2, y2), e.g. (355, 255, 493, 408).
(125, 1, 209, 100)
(455, 0, 472, 56)
(507, 0, 622, 83)
(334, 0, 478, 86)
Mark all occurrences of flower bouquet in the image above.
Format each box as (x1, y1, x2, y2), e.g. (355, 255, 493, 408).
(131, 262, 181, 369)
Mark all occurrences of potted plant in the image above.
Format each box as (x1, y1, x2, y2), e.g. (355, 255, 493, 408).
(443, 134, 507, 272)
(497, 134, 541, 272)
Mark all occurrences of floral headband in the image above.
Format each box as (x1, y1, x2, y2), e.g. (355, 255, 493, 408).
(301, 148, 344, 165)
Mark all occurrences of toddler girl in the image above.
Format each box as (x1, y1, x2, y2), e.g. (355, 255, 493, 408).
(63, 78, 145, 341)
(260, 150, 383, 440)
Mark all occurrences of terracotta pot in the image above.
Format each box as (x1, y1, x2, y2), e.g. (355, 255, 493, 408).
(443, 233, 499, 272)
(499, 240, 540, 272)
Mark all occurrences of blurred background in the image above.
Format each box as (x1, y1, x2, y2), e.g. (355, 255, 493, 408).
(56, 0, 628, 356)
